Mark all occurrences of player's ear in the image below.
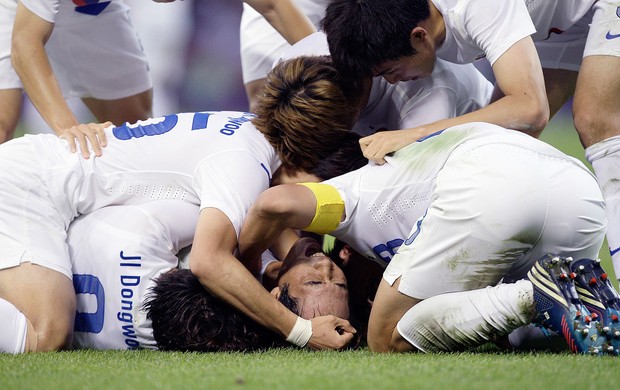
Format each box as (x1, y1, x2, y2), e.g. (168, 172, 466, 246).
(339, 245, 352, 266)
(410, 27, 428, 47)
(271, 286, 281, 299)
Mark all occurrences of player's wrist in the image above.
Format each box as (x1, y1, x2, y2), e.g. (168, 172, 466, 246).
(285, 316, 313, 347)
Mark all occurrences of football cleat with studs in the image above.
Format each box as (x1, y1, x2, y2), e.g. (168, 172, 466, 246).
(526, 254, 606, 355)
(569, 258, 620, 356)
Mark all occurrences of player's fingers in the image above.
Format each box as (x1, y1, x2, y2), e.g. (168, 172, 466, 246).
(61, 133, 78, 154)
(87, 130, 102, 157)
(76, 133, 92, 159)
(97, 122, 111, 147)
(334, 318, 357, 334)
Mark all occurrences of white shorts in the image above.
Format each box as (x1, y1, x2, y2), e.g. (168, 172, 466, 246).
(46, 7, 151, 99)
(0, 137, 76, 280)
(536, 1, 620, 71)
(239, 1, 326, 84)
(583, 0, 620, 58)
(383, 142, 607, 300)
(0, 2, 20, 90)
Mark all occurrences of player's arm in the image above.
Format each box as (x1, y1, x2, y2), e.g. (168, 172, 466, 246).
(239, 183, 345, 270)
(360, 37, 549, 164)
(239, 184, 319, 272)
(191, 206, 354, 350)
(245, 0, 316, 44)
(11, 2, 107, 158)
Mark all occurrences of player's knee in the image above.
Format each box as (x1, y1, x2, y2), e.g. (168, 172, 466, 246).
(0, 117, 18, 143)
(366, 324, 394, 353)
(573, 107, 602, 147)
(34, 316, 74, 352)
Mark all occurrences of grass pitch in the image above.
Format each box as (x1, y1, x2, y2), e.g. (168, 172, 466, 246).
(5, 105, 617, 389)
(1, 347, 619, 390)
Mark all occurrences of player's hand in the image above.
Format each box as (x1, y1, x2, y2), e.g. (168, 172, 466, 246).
(359, 128, 430, 165)
(306, 315, 356, 350)
(60, 122, 111, 159)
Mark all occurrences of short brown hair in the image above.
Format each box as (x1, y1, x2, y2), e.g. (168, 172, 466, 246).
(253, 56, 361, 173)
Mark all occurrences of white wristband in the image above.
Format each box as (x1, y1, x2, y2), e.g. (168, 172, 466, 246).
(285, 316, 313, 347)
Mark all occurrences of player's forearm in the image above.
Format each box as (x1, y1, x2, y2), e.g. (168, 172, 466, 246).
(12, 50, 79, 136)
(192, 251, 298, 337)
(12, 6, 79, 135)
(239, 186, 315, 271)
(247, 0, 316, 44)
(412, 92, 549, 139)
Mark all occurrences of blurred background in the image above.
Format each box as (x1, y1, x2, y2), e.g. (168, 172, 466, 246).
(13, 0, 615, 282)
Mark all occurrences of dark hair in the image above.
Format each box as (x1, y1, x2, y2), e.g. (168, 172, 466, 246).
(252, 56, 362, 173)
(322, 0, 430, 82)
(312, 132, 368, 181)
(145, 269, 294, 352)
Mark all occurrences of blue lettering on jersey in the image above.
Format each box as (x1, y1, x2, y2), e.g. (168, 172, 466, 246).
(113, 115, 179, 140)
(73, 274, 105, 333)
(191, 112, 213, 130)
(219, 114, 256, 136)
(73, 0, 111, 16)
(118, 252, 142, 349)
(372, 239, 404, 264)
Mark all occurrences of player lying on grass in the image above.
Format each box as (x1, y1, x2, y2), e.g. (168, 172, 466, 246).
(65, 202, 343, 352)
(238, 121, 620, 355)
(145, 235, 355, 351)
(0, 56, 360, 354)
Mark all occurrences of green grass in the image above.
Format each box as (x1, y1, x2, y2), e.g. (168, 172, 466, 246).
(1, 348, 619, 390)
(4, 105, 616, 389)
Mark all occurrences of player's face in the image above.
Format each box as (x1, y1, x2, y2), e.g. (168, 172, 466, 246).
(373, 52, 436, 84)
(278, 252, 350, 320)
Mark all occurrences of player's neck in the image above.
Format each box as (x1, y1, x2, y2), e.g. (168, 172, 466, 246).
(424, 0, 446, 46)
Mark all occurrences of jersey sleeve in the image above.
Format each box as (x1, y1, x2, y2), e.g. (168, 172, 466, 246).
(20, 0, 59, 23)
(463, 0, 536, 65)
(193, 151, 273, 238)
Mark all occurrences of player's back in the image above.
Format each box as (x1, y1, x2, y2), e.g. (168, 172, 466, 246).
(28, 111, 280, 215)
(69, 201, 198, 350)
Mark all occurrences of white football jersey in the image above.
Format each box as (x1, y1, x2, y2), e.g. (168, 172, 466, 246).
(325, 122, 589, 269)
(278, 32, 493, 136)
(432, 0, 596, 65)
(27, 111, 280, 238)
(69, 202, 198, 350)
(19, 0, 128, 24)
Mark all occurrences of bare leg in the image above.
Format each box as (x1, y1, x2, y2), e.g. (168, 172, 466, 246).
(0, 89, 23, 143)
(542, 68, 577, 120)
(367, 278, 421, 352)
(0, 263, 76, 351)
(575, 55, 620, 279)
(82, 88, 153, 125)
(574, 56, 620, 148)
(244, 78, 267, 113)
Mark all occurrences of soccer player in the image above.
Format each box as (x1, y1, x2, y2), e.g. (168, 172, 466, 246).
(0, 56, 357, 354)
(238, 121, 613, 354)
(0, 0, 152, 152)
(65, 202, 338, 352)
(146, 235, 350, 352)
(240, 0, 325, 111)
(275, 32, 493, 137)
(322, 1, 620, 281)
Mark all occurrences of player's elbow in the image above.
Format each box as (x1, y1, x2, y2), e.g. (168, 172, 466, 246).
(518, 94, 549, 136)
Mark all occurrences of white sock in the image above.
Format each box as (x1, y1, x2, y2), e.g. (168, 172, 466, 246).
(0, 298, 28, 353)
(396, 280, 535, 352)
(586, 135, 620, 280)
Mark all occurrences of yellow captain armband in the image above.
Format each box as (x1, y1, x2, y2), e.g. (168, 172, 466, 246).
(297, 182, 345, 234)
